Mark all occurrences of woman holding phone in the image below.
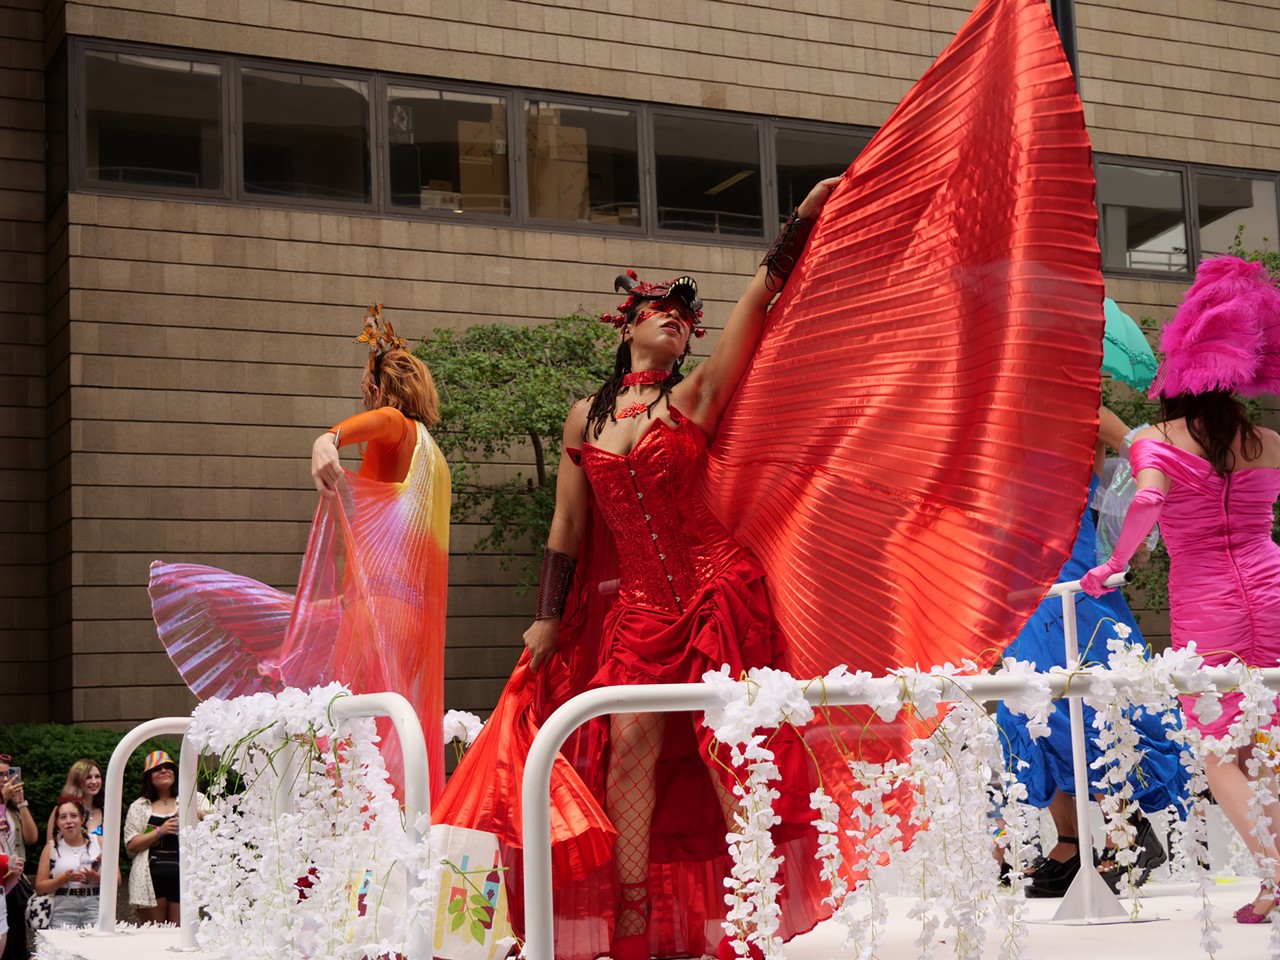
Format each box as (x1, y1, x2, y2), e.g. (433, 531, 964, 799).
(35, 798, 101, 929)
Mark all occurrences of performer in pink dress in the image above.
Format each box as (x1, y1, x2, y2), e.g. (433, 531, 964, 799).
(1083, 254, 1280, 924)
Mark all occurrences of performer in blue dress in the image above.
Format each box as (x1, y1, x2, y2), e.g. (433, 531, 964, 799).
(997, 407, 1189, 897)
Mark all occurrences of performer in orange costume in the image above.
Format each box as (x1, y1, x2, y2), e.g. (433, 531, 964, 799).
(150, 306, 451, 799)
(434, 0, 1107, 957)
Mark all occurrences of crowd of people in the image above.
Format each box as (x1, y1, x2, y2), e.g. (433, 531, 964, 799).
(0, 751, 195, 958)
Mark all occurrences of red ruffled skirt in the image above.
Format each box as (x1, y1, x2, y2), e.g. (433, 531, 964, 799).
(434, 557, 831, 960)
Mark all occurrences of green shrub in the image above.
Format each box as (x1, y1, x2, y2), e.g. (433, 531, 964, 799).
(1, 723, 184, 872)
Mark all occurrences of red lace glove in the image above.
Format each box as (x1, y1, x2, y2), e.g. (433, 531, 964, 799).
(1081, 485, 1166, 596)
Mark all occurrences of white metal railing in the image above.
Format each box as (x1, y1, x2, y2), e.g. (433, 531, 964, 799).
(95, 692, 431, 960)
(520, 574, 1280, 960)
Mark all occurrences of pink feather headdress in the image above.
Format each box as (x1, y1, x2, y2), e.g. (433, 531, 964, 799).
(1151, 255, 1280, 398)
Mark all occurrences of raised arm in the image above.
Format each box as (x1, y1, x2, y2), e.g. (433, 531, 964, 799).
(523, 399, 592, 671)
(681, 177, 841, 434)
(310, 406, 409, 495)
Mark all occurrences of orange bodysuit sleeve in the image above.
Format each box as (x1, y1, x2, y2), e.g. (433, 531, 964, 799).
(331, 407, 416, 484)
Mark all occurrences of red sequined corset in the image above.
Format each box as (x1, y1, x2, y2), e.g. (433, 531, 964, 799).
(580, 408, 745, 615)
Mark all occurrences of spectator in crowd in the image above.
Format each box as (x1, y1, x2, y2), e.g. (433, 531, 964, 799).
(1, 755, 36, 960)
(123, 752, 208, 926)
(46, 759, 104, 841)
(35, 798, 101, 929)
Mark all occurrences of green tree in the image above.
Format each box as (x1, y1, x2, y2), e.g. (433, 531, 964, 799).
(417, 313, 616, 587)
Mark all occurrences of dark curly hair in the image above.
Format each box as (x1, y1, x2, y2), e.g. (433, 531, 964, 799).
(1160, 389, 1262, 477)
(583, 324, 691, 440)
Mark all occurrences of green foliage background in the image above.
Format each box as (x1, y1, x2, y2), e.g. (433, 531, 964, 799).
(418, 313, 616, 588)
(2, 724, 183, 872)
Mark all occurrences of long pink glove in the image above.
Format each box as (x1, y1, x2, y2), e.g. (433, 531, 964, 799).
(1080, 486, 1166, 596)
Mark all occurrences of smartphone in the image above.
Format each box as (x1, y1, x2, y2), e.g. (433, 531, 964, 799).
(6, 766, 19, 782)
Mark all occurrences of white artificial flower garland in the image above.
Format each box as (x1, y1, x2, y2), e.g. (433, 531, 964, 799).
(183, 684, 439, 960)
(698, 630, 1280, 960)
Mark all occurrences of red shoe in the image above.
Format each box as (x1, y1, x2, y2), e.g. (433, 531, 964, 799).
(610, 881, 650, 960)
(1235, 882, 1277, 924)
(717, 934, 764, 960)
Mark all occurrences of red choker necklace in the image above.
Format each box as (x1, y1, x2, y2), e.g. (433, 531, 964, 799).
(622, 370, 671, 387)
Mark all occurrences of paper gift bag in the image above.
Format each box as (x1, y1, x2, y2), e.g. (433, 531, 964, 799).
(432, 824, 516, 960)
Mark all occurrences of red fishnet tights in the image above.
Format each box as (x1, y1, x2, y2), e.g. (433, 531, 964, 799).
(606, 712, 743, 938)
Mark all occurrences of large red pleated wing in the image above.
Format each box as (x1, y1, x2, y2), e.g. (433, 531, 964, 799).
(705, 0, 1103, 679)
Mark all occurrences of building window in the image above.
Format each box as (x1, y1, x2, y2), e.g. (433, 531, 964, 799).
(386, 85, 509, 216)
(774, 125, 868, 223)
(524, 99, 640, 228)
(241, 66, 371, 204)
(1097, 162, 1189, 273)
(654, 112, 763, 238)
(1195, 172, 1279, 256)
(83, 50, 223, 192)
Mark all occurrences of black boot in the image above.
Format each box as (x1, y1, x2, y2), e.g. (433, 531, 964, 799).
(1026, 836, 1082, 898)
(1098, 813, 1167, 893)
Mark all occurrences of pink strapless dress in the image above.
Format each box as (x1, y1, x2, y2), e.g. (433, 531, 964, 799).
(1131, 438, 1280, 736)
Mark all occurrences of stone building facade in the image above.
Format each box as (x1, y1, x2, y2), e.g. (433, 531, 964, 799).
(2, 0, 1278, 725)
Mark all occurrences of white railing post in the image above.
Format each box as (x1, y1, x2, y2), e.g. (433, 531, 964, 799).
(94, 692, 431, 960)
(97, 717, 192, 935)
(1044, 574, 1129, 921)
(330, 691, 433, 960)
(177, 729, 201, 949)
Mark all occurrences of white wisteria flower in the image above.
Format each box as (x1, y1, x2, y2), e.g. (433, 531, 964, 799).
(442, 709, 484, 746)
(184, 684, 438, 960)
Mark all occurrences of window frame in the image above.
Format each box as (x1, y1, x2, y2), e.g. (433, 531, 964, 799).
(515, 90, 646, 236)
(649, 104, 770, 243)
(768, 118, 873, 227)
(1097, 153, 1280, 280)
(72, 38, 233, 201)
(233, 57, 378, 212)
(1191, 164, 1280, 261)
(377, 74, 518, 226)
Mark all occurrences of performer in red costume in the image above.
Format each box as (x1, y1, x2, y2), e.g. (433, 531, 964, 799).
(150, 306, 451, 799)
(436, 0, 1107, 956)
(526, 178, 837, 960)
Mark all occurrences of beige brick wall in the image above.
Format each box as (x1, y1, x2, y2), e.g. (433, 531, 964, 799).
(7, 0, 1279, 725)
(1079, 0, 1280, 170)
(60, 191, 761, 723)
(0, 0, 49, 724)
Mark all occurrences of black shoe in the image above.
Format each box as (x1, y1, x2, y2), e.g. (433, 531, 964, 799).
(1098, 814, 1167, 893)
(1023, 835, 1078, 879)
(1027, 851, 1081, 898)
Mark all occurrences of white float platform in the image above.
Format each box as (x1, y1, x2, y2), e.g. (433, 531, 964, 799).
(35, 882, 1277, 960)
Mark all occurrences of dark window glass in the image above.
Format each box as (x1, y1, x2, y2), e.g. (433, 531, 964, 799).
(387, 86, 509, 216)
(654, 113, 762, 238)
(524, 100, 640, 227)
(775, 126, 868, 223)
(47, 44, 68, 208)
(242, 67, 370, 204)
(1196, 172, 1279, 257)
(1098, 163, 1189, 273)
(84, 50, 222, 191)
